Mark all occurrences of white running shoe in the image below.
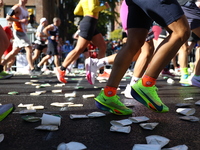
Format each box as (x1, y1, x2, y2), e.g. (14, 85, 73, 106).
(85, 57, 98, 85)
(191, 75, 200, 87)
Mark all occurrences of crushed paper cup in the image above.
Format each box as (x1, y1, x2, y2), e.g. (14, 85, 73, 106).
(0, 134, 4, 143)
(99, 79, 107, 83)
(167, 78, 175, 84)
(82, 94, 95, 98)
(110, 125, 131, 133)
(27, 105, 44, 110)
(110, 119, 132, 127)
(146, 135, 170, 148)
(19, 109, 36, 114)
(8, 91, 19, 95)
(176, 108, 195, 116)
(65, 92, 76, 98)
(36, 90, 46, 94)
(25, 82, 33, 85)
(132, 144, 161, 150)
(139, 122, 159, 130)
(162, 144, 188, 150)
(30, 80, 38, 82)
(40, 83, 51, 87)
(31, 83, 40, 86)
(68, 104, 83, 107)
(30, 92, 41, 96)
(51, 102, 74, 107)
(70, 114, 88, 119)
(52, 89, 62, 93)
(35, 125, 58, 131)
(123, 99, 135, 107)
(54, 83, 65, 87)
(179, 116, 200, 122)
(176, 103, 192, 107)
(18, 103, 33, 108)
(129, 116, 150, 123)
(184, 97, 193, 100)
(88, 112, 106, 118)
(57, 142, 87, 150)
(21, 115, 41, 122)
(195, 100, 200, 105)
(41, 114, 61, 126)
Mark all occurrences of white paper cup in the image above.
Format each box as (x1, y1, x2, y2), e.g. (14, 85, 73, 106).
(110, 126, 131, 133)
(167, 78, 175, 84)
(41, 114, 61, 126)
(176, 108, 195, 116)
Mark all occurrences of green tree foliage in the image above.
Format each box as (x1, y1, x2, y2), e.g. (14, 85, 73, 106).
(64, 0, 121, 36)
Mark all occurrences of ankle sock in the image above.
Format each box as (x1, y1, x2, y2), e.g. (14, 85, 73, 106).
(130, 76, 140, 85)
(181, 67, 188, 75)
(104, 86, 117, 97)
(60, 65, 66, 71)
(142, 75, 156, 87)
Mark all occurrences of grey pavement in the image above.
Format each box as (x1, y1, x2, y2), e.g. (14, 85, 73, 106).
(0, 71, 200, 150)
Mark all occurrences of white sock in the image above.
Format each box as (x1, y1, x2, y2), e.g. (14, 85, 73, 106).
(97, 57, 109, 69)
(37, 64, 41, 68)
(42, 65, 47, 70)
(130, 76, 140, 85)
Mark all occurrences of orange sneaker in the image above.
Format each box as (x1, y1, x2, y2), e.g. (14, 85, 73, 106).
(56, 67, 67, 83)
(97, 71, 110, 80)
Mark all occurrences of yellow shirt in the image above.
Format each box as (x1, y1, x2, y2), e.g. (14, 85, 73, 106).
(74, 0, 107, 18)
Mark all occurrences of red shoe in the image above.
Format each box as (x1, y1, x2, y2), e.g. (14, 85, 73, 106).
(56, 67, 67, 83)
(97, 71, 110, 80)
(161, 70, 175, 78)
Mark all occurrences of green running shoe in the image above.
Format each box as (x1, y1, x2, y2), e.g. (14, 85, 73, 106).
(179, 74, 191, 86)
(94, 90, 133, 115)
(131, 79, 169, 113)
(0, 71, 13, 79)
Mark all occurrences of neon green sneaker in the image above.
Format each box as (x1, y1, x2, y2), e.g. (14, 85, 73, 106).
(0, 71, 13, 79)
(179, 74, 191, 86)
(94, 90, 133, 115)
(131, 79, 169, 113)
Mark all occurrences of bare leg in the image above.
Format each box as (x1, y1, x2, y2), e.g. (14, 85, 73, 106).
(54, 55, 60, 67)
(0, 25, 9, 63)
(25, 46, 34, 70)
(62, 36, 90, 68)
(107, 28, 148, 87)
(2, 47, 20, 66)
(91, 33, 106, 59)
(133, 39, 154, 78)
(107, 15, 190, 88)
(32, 49, 41, 62)
(38, 55, 51, 67)
(178, 43, 189, 69)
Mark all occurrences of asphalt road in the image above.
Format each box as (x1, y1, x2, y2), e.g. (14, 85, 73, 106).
(0, 71, 200, 150)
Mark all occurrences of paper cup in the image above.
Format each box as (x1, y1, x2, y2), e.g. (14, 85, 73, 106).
(176, 108, 195, 116)
(110, 126, 131, 133)
(41, 114, 61, 126)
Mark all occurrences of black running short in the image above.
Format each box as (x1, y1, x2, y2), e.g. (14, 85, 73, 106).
(79, 16, 100, 41)
(126, 0, 184, 30)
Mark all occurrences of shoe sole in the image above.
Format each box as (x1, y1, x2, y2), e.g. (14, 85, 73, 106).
(94, 98, 132, 115)
(131, 85, 168, 112)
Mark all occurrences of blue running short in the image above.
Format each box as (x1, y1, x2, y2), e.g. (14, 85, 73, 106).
(125, 0, 184, 30)
(181, 1, 200, 30)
